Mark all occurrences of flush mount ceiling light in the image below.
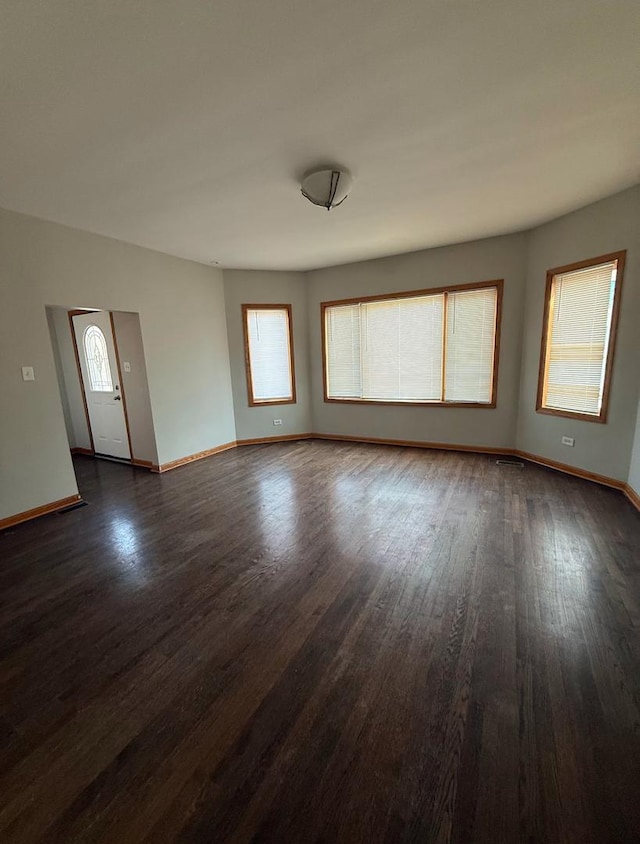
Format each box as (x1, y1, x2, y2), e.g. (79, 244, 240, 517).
(301, 167, 353, 210)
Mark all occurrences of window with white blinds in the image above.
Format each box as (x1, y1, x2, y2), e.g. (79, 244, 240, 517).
(323, 282, 500, 405)
(325, 305, 361, 398)
(445, 288, 497, 403)
(361, 295, 444, 401)
(538, 254, 624, 421)
(243, 305, 295, 405)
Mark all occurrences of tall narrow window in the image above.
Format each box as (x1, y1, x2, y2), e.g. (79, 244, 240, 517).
(243, 305, 296, 405)
(325, 304, 361, 399)
(83, 324, 113, 392)
(537, 252, 625, 422)
(323, 281, 501, 406)
(445, 287, 498, 403)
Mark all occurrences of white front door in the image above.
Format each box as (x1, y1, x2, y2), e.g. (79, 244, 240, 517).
(72, 311, 131, 460)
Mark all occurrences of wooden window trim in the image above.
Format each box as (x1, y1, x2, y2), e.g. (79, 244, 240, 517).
(321, 278, 503, 408)
(242, 303, 297, 407)
(535, 251, 626, 424)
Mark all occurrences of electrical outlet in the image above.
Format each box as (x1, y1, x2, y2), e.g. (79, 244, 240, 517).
(123, 361, 131, 372)
(273, 419, 283, 426)
(21, 366, 35, 381)
(561, 436, 575, 447)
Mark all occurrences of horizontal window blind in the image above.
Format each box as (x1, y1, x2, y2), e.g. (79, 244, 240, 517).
(362, 295, 444, 400)
(543, 261, 617, 415)
(326, 304, 361, 398)
(445, 287, 497, 403)
(324, 283, 500, 405)
(246, 307, 293, 402)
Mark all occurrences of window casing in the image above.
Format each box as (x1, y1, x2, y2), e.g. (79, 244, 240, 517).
(322, 280, 502, 407)
(243, 304, 296, 406)
(536, 252, 625, 423)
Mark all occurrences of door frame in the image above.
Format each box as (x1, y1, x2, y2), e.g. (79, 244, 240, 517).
(68, 309, 134, 461)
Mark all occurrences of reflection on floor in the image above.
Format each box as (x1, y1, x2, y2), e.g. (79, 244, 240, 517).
(1, 442, 639, 843)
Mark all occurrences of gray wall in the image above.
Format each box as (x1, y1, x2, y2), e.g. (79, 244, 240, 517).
(46, 308, 77, 448)
(111, 311, 158, 465)
(46, 306, 93, 450)
(306, 234, 528, 450)
(0, 208, 235, 520)
(516, 186, 640, 482)
(223, 270, 311, 440)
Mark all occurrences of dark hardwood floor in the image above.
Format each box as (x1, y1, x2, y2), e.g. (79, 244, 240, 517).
(0, 441, 639, 843)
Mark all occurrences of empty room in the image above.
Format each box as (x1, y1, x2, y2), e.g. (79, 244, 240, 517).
(1, 1, 639, 842)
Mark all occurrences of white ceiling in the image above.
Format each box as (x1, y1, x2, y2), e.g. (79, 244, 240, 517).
(1, 0, 638, 271)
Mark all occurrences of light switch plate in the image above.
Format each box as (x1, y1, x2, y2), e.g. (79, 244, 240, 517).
(123, 361, 131, 372)
(22, 366, 35, 381)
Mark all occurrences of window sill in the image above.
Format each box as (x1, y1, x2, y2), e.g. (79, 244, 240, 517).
(535, 405, 606, 424)
(249, 398, 296, 407)
(324, 397, 496, 409)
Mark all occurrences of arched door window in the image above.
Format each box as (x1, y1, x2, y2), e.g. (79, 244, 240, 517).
(83, 324, 113, 391)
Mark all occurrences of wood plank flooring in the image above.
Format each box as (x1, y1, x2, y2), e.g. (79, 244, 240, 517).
(0, 441, 639, 843)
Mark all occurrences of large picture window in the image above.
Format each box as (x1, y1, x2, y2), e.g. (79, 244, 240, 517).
(243, 304, 296, 406)
(322, 280, 502, 406)
(537, 252, 625, 423)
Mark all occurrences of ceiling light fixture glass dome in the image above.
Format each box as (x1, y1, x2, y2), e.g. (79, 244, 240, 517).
(301, 167, 353, 210)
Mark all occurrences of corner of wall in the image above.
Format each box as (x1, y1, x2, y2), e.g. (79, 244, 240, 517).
(222, 269, 312, 442)
(515, 185, 640, 484)
(628, 394, 640, 496)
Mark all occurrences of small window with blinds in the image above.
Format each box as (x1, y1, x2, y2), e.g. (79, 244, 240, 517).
(537, 252, 625, 423)
(243, 304, 296, 406)
(323, 280, 502, 406)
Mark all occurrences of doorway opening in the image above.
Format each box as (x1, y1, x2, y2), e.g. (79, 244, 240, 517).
(70, 310, 131, 460)
(46, 305, 158, 491)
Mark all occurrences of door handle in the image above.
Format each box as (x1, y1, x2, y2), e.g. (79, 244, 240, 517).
(114, 395, 122, 401)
